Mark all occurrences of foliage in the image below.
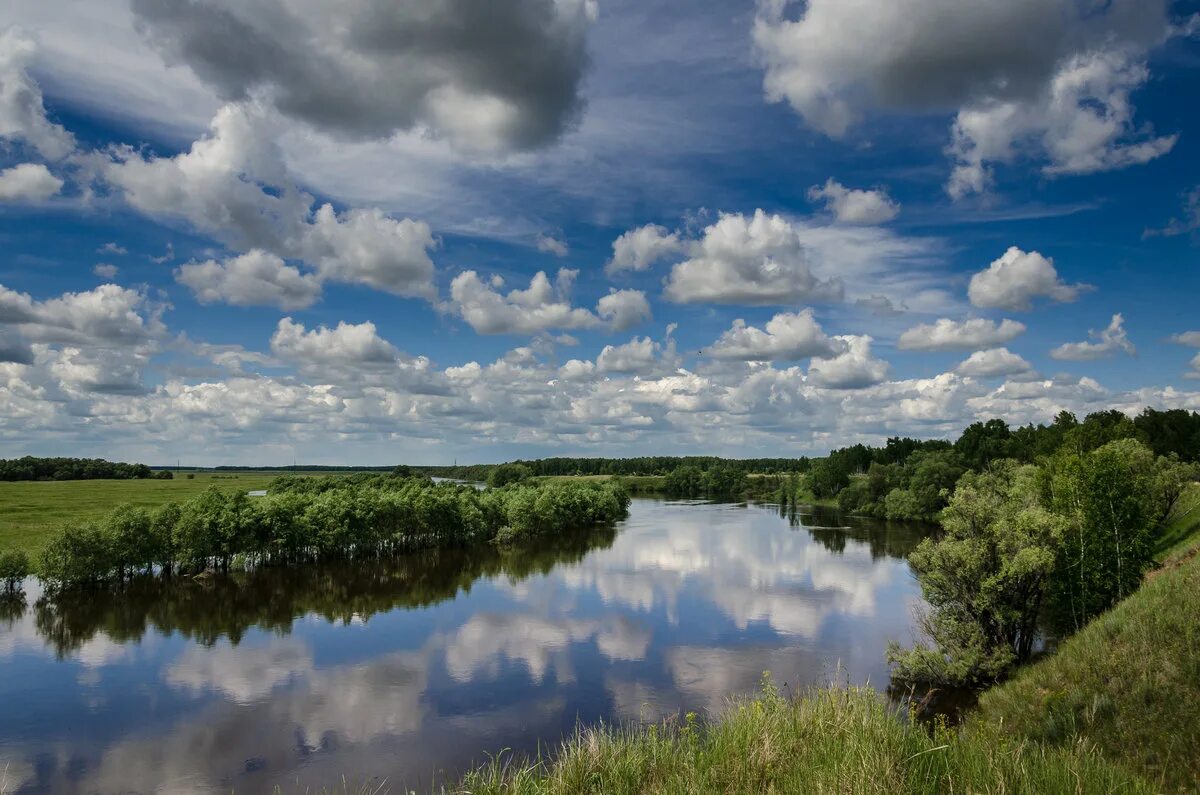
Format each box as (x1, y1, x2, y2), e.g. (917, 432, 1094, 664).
(34, 478, 630, 587)
(454, 683, 1152, 795)
(0, 549, 30, 590)
(888, 463, 1063, 687)
(0, 456, 153, 481)
(662, 465, 747, 500)
(807, 457, 850, 498)
(1042, 439, 1198, 630)
(488, 462, 533, 487)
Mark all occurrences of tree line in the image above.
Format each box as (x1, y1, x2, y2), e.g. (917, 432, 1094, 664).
(0, 456, 160, 481)
(804, 408, 1200, 523)
(29, 475, 630, 587)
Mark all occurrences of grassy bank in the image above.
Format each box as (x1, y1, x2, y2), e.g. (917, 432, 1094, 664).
(451, 684, 1151, 794)
(969, 526, 1200, 793)
(0, 472, 288, 557)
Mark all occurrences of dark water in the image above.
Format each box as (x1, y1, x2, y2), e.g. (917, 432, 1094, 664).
(0, 499, 928, 793)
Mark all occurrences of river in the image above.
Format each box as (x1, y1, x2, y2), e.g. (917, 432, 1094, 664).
(0, 498, 928, 793)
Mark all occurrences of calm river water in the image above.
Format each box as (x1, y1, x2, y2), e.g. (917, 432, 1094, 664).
(0, 499, 928, 793)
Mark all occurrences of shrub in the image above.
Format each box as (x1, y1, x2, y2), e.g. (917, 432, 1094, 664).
(0, 550, 31, 590)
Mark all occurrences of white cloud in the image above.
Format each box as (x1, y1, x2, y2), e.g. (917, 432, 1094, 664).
(663, 210, 843, 305)
(103, 103, 438, 302)
(807, 335, 889, 389)
(1050, 313, 1137, 361)
(270, 317, 400, 370)
(947, 50, 1177, 198)
(93, 263, 119, 279)
(606, 224, 684, 274)
(536, 234, 569, 257)
(450, 269, 643, 336)
(98, 242, 127, 256)
(596, 334, 678, 376)
(706, 310, 842, 362)
(0, 283, 165, 346)
(1169, 331, 1200, 347)
(897, 317, 1026, 352)
(1187, 353, 1200, 380)
(753, 1, 1176, 194)
(807, 179, 899, 224)
(0, 28, 76, 159)
(968, 247, 1089, 311)
(955, 348, 1033, 379)
(300, 204, 437, 300)
(0, 162, 63, 201)
(596, 289, 652, 332)
(176, 250, 322, 310)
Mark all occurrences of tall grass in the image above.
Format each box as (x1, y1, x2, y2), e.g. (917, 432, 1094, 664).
(452, 682, 1152, 794)
(971, 547, 1200, 792)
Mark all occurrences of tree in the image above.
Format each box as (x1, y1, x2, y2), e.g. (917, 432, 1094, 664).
(1042, 439, 1195, 630)
(488, 463, 533, 488)
(808, 457, 850, 498)
(889, 463, 1062, 686)
(0, 550, 30, 591)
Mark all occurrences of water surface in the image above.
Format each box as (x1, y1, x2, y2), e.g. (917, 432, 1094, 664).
(0, 499, 927, 793)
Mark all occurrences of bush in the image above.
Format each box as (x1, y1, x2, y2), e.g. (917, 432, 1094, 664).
(488, 463, 533, 488)
(0, 550, 31, 590)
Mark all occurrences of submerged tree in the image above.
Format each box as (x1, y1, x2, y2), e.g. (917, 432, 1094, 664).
(889, 463, 1062, 687)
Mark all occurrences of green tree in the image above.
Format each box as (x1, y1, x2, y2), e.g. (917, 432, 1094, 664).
(487, 462, 533, 487)
(808, 458, 850, 498)
(1043, 439, 1195, 629)
(889, 463, 1062, 686)
(0, 550, 30, 591)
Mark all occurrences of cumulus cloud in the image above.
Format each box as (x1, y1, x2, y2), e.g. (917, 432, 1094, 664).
(956, 348, 1033, 379)
(855, 295, 905, 317)
(176, 250, 322, 310)
(968, 247, 1089, 311)
(129, 0, 596, 152)
(299, 205, 437, 299)
(663, 210, 843, 305)
(754, 1, 1176, 194)
(1144, 185, 1200, 239)
(0, 28, 76, 159)
(807, 179, 899, 225)
(93, 263, 119, 279)
(807, 335, 889, 389)
(98, 242, 127, 256)
(706, 310, 842, 362)
(270, 317, 399, 368)
(897, 317, 1026, 352)
(606, 224, 684, 274)
(1051, 313, 1137, 361)
(596, 289, 652, 332)
(596, 334, 678, 376)
(0, 162, 63, 201)
(535, 234, 568, 257)
(450, 269, 648, 336)
(103, 103, 439, 301)
(0, 283, 165, 346)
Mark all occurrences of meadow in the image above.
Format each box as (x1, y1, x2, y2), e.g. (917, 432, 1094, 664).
(0, 472, 288, 556)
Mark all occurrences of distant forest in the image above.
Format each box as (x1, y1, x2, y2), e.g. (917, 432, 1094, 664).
(0, 457, 154, 481)
(424, 407, 1200, 481)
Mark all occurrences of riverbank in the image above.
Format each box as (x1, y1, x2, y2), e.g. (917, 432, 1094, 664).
(449, 683, 1151, 794)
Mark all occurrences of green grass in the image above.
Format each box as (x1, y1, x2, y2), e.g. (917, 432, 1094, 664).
(0, 472, 281, 557)
(970, 540, 1200, 793)
(1153, 483, 1200, 563)
(450, 684, 1152, 794)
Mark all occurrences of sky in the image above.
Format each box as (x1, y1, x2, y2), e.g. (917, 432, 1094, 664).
(2, 0, 1200, 466)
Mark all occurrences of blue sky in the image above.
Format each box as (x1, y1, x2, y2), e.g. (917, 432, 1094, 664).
(2, 0, 1200, 465)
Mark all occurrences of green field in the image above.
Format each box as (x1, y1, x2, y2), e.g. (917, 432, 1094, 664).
(0, 472, 283, 557)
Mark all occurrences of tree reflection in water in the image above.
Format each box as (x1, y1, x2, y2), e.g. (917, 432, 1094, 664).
(27, 523, 618, 659)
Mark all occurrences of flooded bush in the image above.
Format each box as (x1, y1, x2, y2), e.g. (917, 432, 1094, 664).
(0, 549, 31, 591)
(35, 477, 630, 587)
